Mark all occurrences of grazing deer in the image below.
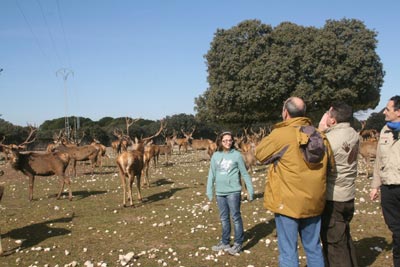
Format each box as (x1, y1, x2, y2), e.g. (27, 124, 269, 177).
(0, 126, 72, 201)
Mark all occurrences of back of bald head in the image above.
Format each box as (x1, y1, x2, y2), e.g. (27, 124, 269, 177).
(284, 97, 306, 118)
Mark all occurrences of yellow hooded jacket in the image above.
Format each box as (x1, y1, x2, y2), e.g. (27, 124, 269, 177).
(255, 117, 333, 219)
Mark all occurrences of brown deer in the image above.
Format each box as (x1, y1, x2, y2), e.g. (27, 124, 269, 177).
(173, 128, 193, 154)
(0, 127, 73, 201)
(241, 142, 257, 173)
(142, 142, 160, 187)
(111, 126, 134, 155)
(116, 121, 165, 206)
(90, 138, 108, 168)
(359, 139, 378, 175)
(156, 129, 174, 165)
(191, 138, 213, 152)
(54, 143, 99, 177)
(116, 149, 144, 207)
(157, 142, 173, 165)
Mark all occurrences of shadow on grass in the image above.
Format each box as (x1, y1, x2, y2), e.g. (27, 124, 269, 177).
(243, 219, 276, 250)
(2, 214, 75, 256)
(253, 192, 264, 200)
(355, 236, 392, 267)
(143, 187, 189, 205)
(51, 190, 108, 201)
(152, 178, 174, 186)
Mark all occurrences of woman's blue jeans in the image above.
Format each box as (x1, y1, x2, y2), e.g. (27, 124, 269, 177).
(216, 193, 244, 245)
(275, 214, 324, 267)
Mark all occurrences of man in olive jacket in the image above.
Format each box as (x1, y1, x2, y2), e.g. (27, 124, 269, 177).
(256, 97, 332, 267)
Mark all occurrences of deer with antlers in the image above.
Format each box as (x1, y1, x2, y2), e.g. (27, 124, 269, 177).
(116, 120, 165, 207)
(173, 128, 193, 154)
(0, 126, 73, 201)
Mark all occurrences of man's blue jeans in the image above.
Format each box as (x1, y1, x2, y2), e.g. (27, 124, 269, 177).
(216, 193, 244, 245)
(275, 214, 324, 267)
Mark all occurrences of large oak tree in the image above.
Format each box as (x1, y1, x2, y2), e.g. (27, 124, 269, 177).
(195, 19, 384, 124)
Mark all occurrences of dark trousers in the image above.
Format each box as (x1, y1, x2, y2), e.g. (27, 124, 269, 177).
(381, 185, 400, 267)
(321, 200, 358, 267)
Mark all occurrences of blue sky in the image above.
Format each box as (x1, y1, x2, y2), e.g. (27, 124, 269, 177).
(1, 0, 399, 126)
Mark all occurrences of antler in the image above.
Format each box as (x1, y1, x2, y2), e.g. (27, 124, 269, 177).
(141, 120, 166, 143)
(113, 128, 123, 138)
(126, 117, 140, 135)
(190, 126, 196, 135)
(19, 125, 37, 148)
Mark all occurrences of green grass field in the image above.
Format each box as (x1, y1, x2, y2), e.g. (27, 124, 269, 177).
(0, 149, 393, 267)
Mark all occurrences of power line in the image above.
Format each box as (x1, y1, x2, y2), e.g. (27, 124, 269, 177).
(36, 0, 64, 67)
(56, 0, 72, 69)
(15, 0, 51, 65)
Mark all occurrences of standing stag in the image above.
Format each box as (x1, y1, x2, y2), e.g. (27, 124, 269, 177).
(0, 126, 73, 201)
(116, 150, 144, 207)
(173, 128, 193, 154)
(116, 120, 165, 207)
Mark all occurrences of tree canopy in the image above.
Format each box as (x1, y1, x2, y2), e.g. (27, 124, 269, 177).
(195, 18, 384, 124)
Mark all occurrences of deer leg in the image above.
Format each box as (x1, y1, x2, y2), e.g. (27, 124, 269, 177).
(65, 176, 72, 201)
(120, 171, 127, 207)
(72, 159, 77, 177)
(56, 177, 65, 200)
(91, 158, 96, 175)
(153, 156, 157, 169)
(28, 175, 35, 201)
(128, 174, 134, 207)
(136, 173, 143, 202)
(143, 164, 150, 188)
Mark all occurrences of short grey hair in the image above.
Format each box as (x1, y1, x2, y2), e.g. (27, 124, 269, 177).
(284, 97, 306, 117)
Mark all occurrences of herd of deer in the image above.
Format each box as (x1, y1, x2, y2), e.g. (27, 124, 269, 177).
(0, 118, 380, 255)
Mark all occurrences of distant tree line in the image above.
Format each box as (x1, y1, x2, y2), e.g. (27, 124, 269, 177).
(0, 110, 385, 150)
(0, 114, 238, 149)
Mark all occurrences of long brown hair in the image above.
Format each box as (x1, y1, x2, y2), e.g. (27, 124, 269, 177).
(216, 131, 236, 152)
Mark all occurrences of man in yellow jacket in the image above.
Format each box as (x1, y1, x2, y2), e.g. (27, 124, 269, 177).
(256, 96, 332, 267)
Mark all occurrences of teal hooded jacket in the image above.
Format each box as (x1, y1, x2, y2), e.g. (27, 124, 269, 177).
(206, 149, 254, 201)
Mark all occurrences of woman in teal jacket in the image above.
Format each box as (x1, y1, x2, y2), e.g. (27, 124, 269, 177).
(206, 131, 254, 255)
